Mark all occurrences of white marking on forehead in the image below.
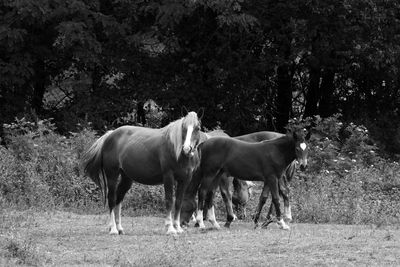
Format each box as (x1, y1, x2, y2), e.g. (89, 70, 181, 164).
(300, 143, 307, 151)
(183, 125, 194, 150)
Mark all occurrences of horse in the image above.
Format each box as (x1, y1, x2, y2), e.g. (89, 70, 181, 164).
(182, 131, 297, 228)
(82, 111, 202, 235)
(181, 130, 309, 230)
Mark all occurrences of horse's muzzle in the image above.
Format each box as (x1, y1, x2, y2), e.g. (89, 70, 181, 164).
(183, 145, 195, 157)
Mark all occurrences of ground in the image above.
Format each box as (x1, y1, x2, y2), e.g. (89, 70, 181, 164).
(0, 210, 399, 266)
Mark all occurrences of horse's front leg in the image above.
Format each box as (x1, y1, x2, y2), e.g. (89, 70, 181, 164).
(173, 178, 190, 234)
(254, 183, 270, 229)
(280, 175, 292, 222)
(270, 177, 290, 230)
(163, 172, 176, 235)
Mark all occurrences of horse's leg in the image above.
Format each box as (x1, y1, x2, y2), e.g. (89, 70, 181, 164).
(196, 186, 207, 229)
(253, 183, 270, 229)
(270, 177, 290, 230)
(163, 172, 176, 234)
(280, 175, 292, 222)
(219, 175, 236, 228)
(204, 189, 221, 229)
(173, 178, 190, 234)
(103, 165, 120, 235)
(115, 171, 134, 235)
(204, 171, 226, 229)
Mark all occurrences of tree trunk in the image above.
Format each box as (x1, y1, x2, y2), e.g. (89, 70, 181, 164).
(304, 55, 321, 118)
(319, 68, 335, 117)
(32, 60, 47, 115)
(275, 63, 292, 133)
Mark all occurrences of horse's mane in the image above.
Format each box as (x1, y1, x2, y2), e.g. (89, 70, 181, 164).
(163, 111, 199, 160)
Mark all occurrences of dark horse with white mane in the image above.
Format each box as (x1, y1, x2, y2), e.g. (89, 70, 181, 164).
(82, 111, 202, 235)
(186, 131, 297, 229)
(181, 130, 309, 230)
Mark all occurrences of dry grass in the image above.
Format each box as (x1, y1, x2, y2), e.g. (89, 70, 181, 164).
(0, 210, 399, 266)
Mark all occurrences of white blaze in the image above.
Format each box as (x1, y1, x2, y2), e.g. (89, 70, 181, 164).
(183, 125, 194, 153)
(300, 142, 307, 151)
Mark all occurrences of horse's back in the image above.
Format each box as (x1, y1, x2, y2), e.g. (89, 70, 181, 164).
(235, 131, 284, 142)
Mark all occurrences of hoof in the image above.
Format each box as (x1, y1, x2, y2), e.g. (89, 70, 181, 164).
(118, 229, 124, 235)
(176, 226, 184, 234)
(279, 224, 290, 231)
(166, 228, 177, 235)
(285, 216, 293, 223)
(194, 222, 200, 228)
(277, 219, 290, 230)
(224, 222, 231, 228)
(109, 229, 119, 235)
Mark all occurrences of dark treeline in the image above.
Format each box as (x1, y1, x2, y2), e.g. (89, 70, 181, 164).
(1, 0, 399, 153)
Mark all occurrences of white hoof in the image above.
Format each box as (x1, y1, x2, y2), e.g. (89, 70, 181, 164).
(212, 222, 221, 229)
(175, 225, 184, 234)
(232, 214, 238, 221)
(277, 219, 290, 230)
(109, 228, 119, 235)
(166, 226, 177, 235)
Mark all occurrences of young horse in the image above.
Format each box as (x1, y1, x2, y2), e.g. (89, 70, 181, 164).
(182, 130, 309, 230)
(183, 131, 297, 229)
(82, 111, 202, 235)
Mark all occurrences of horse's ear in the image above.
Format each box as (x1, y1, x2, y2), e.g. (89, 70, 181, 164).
(197, 107, 204, 120)
(181, 106, 189, 116)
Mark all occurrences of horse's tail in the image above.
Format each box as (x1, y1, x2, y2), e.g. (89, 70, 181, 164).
(82, 130, 114, 206)
(285, 161, 296, 182)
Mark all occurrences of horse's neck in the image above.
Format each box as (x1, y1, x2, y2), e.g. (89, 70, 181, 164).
(269, 137, 296, 166)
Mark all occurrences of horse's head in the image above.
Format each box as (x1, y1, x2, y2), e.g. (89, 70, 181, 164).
(232, 179, 255, 219)
(180, 196, 197, 226)
(181, 110, 202, 158)
(292, 130, 311, 171)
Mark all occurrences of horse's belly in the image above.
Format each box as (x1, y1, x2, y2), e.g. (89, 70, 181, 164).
(123, 164, 163, 185)
(121, 153, 164, 185)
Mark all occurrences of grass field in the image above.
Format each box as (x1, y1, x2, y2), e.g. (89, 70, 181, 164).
(0, 210, 399, 266)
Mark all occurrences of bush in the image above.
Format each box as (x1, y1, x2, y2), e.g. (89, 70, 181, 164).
(0, 118, 99, 210)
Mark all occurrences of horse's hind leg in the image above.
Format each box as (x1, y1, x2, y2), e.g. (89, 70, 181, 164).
(114, 171, 134, 235)
(219, 175, 236, 228)
(163, 172, 176, 234)
(205, 190, 221, 229)
(106, 169, 120, 235)
(254, 183, 270, 229)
